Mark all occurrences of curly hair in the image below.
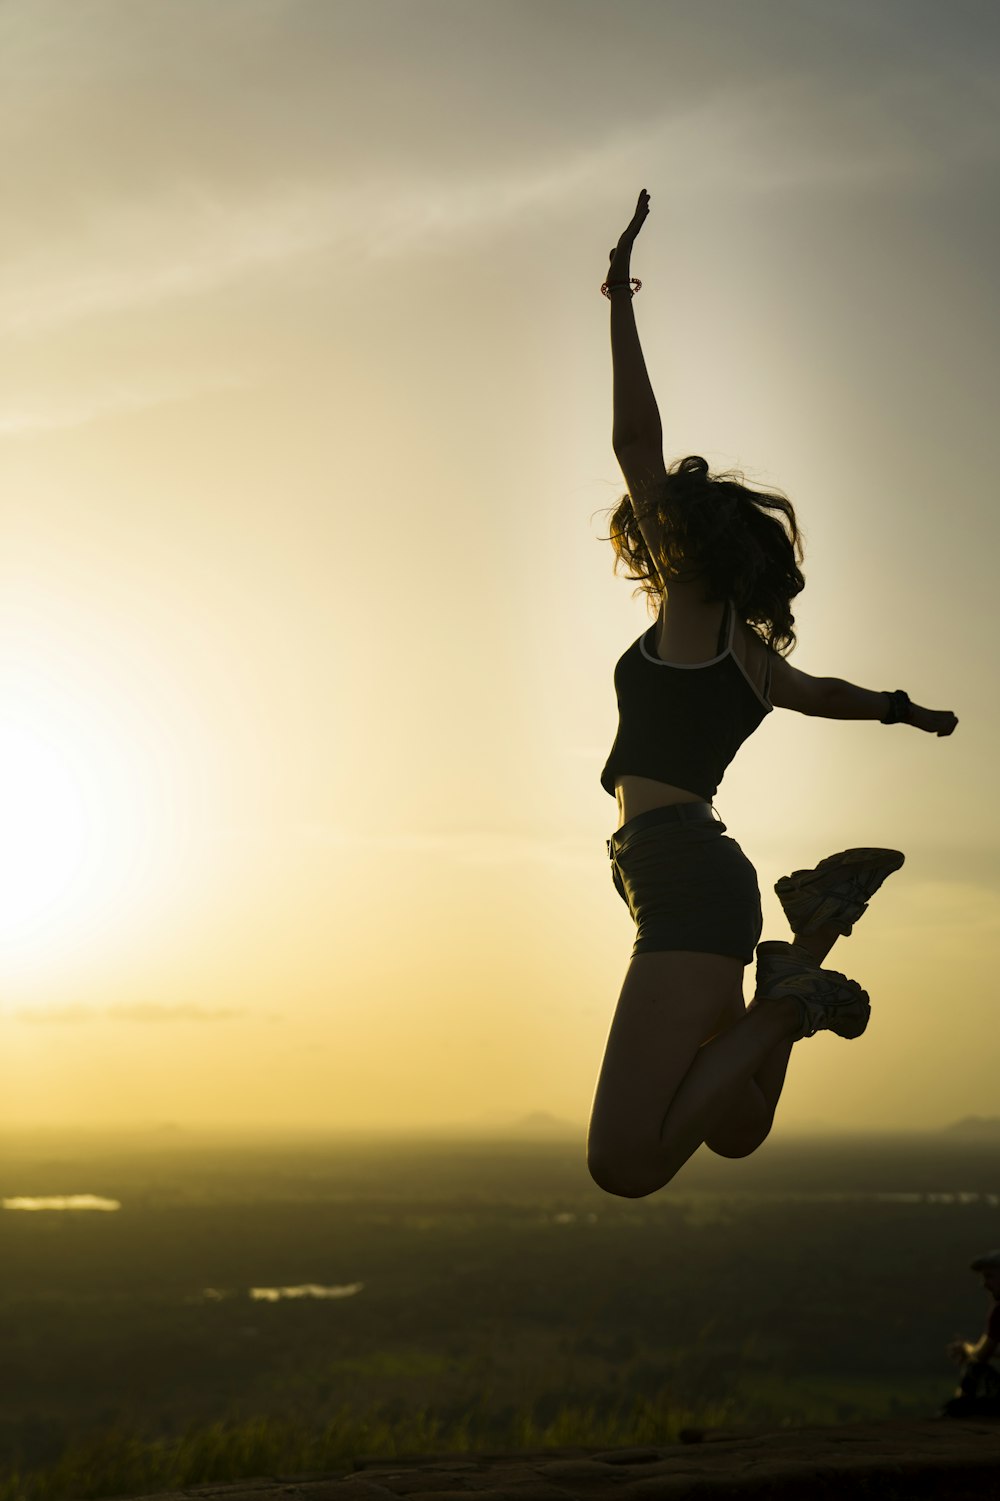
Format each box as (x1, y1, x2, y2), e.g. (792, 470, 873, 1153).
(605, 454, 805, 655)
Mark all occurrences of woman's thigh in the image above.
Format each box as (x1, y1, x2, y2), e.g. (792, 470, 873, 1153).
(587, 949, 745, 1193)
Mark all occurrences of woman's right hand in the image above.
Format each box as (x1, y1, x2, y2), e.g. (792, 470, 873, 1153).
(607, 189, 650, 284)
(909, 704, 959, 736)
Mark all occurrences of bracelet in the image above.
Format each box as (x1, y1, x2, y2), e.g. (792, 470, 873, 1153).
(601, 277, 642, 299)
(880, 689, 911, 724)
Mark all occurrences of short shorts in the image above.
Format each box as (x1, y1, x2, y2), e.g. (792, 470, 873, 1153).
(607, 803, 762, 965)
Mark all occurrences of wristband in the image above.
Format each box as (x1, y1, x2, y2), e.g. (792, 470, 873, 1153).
(601, 277, 642, 299)
(880, 689, 911, 724)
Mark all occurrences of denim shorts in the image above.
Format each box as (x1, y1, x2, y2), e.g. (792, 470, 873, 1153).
(608, 803, 762, 965)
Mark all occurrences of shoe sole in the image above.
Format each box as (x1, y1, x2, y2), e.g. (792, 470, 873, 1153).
(775, 848, 905, 936)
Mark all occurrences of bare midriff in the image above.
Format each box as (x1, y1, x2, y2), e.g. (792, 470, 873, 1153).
(614, 774, 708, 829)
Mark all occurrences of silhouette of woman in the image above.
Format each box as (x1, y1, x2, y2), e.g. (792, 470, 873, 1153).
(587, 190, 958, 1198)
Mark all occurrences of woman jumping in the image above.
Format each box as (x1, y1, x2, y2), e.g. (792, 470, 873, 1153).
(587, 190, 958, 1199)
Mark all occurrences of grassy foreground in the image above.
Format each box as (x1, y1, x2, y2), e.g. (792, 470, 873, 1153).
(0, 1393, 735, 1501)
(1, 1374, 949, 1501)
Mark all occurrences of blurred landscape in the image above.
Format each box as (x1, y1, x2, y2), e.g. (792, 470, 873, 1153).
(3, 1122, 999, 1501)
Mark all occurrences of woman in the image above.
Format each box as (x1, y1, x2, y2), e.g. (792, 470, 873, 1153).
(587, 190, 958, 1199)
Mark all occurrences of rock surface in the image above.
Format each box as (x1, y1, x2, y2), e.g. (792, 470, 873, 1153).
(113, 1418, 1000, 1501)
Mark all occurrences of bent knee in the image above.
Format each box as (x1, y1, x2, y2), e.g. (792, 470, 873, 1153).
(587, 1145, 667, 1199)
(704, 1125, 771, 1160)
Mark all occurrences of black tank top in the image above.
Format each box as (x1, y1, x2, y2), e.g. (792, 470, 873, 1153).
(600, 601, 773, 801)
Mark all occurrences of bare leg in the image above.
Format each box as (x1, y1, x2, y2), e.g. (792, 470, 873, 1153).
(656, 995, 801, 1178)
(588, 951, 802, 1198)
(790, 920, 843, 966)
(705, 899, 863, 1157)
(703, 916, 843, 1159)
(702, 998, 796, 1159)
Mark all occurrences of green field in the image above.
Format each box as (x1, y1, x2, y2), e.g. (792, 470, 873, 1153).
(1, 1128, 996, 1500)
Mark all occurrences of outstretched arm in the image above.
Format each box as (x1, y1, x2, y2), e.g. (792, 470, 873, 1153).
(769, 656, 958, 736)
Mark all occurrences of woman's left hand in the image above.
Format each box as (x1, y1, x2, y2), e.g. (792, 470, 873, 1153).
(909, 704, 959, 737)
(607, 189, 650, 283)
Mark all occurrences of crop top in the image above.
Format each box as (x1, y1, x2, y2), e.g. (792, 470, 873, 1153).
(600, 601, 773, 801)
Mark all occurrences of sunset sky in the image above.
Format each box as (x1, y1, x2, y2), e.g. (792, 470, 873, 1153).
(2, 0, 998, 1137)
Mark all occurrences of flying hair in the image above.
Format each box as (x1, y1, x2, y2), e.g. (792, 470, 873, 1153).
(604, 454, 805, 655)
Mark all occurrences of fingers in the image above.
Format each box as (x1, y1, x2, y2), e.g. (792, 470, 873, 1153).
(616, 191, 651, 245)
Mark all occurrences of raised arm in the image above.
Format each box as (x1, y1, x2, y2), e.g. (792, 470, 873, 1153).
(768, 655, 958, 736)
(606, 192, 668, 581)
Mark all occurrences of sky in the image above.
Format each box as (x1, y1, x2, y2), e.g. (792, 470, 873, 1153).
(2, 0, 998, 1137)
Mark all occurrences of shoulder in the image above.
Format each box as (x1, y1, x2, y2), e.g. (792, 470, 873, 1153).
(731, 617, 773, 698)
(730, 621, 832, 715)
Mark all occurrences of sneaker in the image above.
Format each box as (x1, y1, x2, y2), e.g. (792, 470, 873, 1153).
(775, 848, 905, 937)
(755, 940, 871, 1040)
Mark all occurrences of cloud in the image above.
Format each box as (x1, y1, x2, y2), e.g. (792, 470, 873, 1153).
(0, 140, 626, 337)
(660, 65, 1000, 200)
(109, 1002, 245, 1022)
(12, 1005, 101, 1024)
(212, 820, 598, 871)
(5, 53, 995, 343)
(895, 879, 1000, 936)
(0, 372, 250, 437)
(13, 1002, 248, 1023)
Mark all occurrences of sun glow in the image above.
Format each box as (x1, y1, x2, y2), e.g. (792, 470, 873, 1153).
(0, 679, 157, 976)
(1, 720, 95, 927)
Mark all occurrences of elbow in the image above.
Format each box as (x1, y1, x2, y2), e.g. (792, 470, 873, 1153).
(612, 426, 663, 460)
(805, 678, 838, 717)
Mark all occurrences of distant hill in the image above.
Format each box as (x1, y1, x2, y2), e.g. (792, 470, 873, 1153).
(944, 1116, 1000, 1136)
(468, 1111, 582, 1137)
(513, 1111, 581, 1136)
